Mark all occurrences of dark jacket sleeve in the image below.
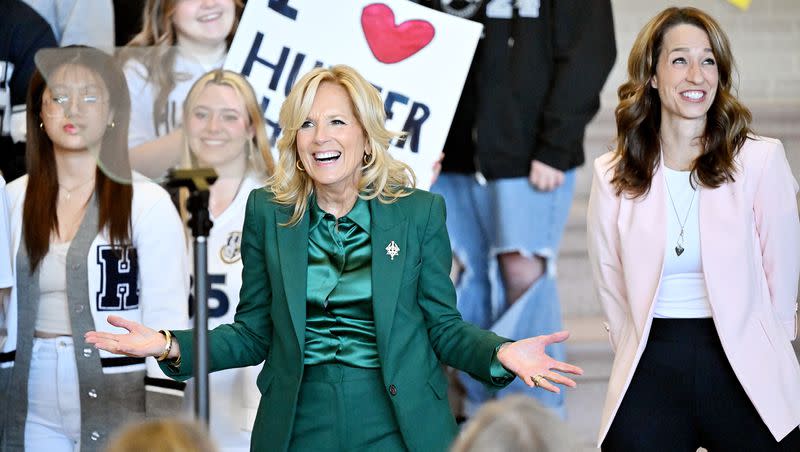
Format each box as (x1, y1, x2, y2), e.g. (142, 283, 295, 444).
(416, 193, 510, 386)
(533, 0, 616, 170)
(7, 1, 57, 106)
(0, 2, 56, 180)
(162, 189, 272, 380)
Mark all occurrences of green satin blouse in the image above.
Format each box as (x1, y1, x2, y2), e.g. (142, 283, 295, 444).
(302, 195, 514, 381)
(303, 196, 380, 368)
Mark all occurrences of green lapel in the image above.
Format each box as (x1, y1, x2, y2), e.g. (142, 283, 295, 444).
(275, 205, 309, 351)
(369, 197, 408, 365)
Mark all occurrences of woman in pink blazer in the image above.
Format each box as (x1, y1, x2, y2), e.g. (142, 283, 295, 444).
(587, 7, 800, 451)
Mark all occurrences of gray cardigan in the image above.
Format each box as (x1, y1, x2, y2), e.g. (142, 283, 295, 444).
(0, 199, 183, 451)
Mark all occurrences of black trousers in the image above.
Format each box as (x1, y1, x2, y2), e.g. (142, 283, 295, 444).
(603, 318, 800, 451)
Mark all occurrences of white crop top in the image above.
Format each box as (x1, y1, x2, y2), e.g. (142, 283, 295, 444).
(35, 241, 72, 335)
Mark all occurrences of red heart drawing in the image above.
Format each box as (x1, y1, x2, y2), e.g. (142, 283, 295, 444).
(361, 3, 435, 64)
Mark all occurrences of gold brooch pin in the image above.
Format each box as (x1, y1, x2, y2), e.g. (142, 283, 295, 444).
(385, 240, 400, 260)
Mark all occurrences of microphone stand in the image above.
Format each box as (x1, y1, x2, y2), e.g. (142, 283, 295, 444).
(166, 168, 217, 424)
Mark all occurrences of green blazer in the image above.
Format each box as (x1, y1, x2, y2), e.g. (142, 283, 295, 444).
(163, 188, 509, 451)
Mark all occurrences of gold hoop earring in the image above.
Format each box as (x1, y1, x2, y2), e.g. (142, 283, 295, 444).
(246, 140, 262, 172)
(296, 159, 305, 172)
(363, 153, 373, 165)
(246, 139, 255, 159)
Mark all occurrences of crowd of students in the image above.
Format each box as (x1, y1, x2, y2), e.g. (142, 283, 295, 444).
(0, 2, 266, 451)
(1, 1, 799, 452)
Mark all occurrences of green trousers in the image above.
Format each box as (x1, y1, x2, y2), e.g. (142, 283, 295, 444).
(289, 364, 407, 451)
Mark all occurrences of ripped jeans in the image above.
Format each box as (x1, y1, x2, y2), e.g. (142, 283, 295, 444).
(431, 172, 576, 418)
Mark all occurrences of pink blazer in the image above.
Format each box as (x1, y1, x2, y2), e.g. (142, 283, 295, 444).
(587, 136, 800, 446)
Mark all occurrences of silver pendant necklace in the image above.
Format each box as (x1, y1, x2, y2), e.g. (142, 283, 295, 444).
(664, 173, 696, 256)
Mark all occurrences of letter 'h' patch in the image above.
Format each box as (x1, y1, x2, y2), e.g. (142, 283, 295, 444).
(96, 245, 139, 311)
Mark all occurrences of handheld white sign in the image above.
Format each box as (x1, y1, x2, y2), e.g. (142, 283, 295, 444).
(225, 0, 482, 189)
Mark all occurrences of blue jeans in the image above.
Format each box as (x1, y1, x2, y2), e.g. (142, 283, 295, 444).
(431, 172, 576, 418)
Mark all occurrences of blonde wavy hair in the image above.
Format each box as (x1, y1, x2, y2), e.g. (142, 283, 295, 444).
(450, 395, 574, 452)
(105, 419, 216, 452)
(120, 0, 243, 132)
(182, 69, 274, 178)
(271, 65, 415, 226)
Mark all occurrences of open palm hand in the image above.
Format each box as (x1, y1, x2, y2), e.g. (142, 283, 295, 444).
(496, 331, 583, 393)
(84, 315, 166, 358)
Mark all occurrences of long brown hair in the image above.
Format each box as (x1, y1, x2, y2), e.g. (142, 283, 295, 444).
(611, 7, 752, 197)
(120, 0, 243, 133)
(24, 47, 133, 271)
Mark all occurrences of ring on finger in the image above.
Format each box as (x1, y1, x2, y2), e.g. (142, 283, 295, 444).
(531, 375, 546, 387)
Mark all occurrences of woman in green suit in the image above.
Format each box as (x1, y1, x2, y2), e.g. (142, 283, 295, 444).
(86, 65, 582, 451)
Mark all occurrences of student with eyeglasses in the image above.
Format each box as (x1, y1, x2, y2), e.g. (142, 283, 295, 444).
(0, 46, 189, 451)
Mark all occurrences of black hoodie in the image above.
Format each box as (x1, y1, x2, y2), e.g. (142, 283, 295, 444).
(421, 0, 616, 179)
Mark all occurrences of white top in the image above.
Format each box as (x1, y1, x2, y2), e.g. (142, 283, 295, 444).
(124, 50, 226, 149)
(653, 166, 712, 319)
(22, 0, 114, 53)
(184, 173, 265, 450)
(35, 241, 71, 335)
(0, 176, 12, 288)
(3, 173, 190, 385)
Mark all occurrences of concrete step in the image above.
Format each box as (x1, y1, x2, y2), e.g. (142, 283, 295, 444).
(558, 256, 600, 318)
(560, 196, 597, 318)
(562, 197, 589, 254)
(561, 315, 613, 449)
